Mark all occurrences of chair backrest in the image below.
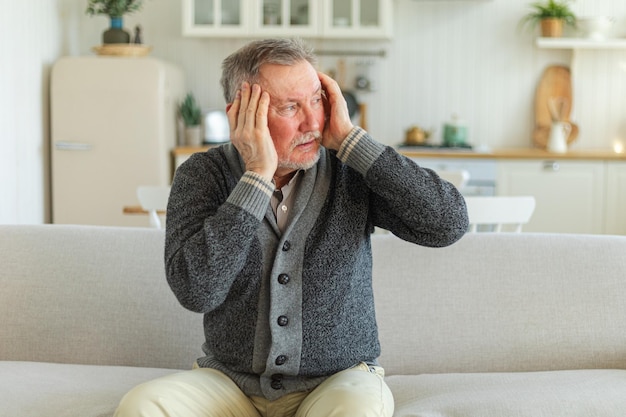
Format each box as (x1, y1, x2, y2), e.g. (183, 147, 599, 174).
(136, 186, 171, 229)
(437, 169, 470, 189)
(465, 196, 536, 233)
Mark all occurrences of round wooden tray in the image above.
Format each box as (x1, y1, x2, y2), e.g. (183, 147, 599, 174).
(92, 44, 152, 57)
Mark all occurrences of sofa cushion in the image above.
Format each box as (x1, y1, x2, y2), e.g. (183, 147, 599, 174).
(4, 362, 625, 417)
(0, 361, 181, 417)
(388, 369, 626, 417)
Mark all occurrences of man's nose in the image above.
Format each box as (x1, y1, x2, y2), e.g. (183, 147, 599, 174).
(300, 105, 321, 131)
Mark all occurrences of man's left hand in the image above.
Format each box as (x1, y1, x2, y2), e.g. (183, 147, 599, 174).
(319, 71, 355, 151)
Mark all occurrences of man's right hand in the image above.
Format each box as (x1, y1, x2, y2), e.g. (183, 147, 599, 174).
(227, 82, 277, 182)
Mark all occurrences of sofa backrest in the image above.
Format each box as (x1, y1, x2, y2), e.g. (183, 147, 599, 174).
(2, 225, 625, 375)
(0, 224, 203, 370)
(372, 232, 626, 376)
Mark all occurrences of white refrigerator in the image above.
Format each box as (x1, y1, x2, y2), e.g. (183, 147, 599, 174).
(51, 56, 185, 227)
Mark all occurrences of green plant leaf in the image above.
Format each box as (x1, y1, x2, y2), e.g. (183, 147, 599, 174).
(179, 93, 202, 127)
(519, 0, 577, 30)
(85, 0, 146, 17)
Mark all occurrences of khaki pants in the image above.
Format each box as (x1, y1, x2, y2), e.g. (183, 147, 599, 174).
(114, 362, 394, 417)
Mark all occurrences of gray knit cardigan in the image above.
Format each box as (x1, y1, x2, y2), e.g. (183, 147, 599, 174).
(165, 127, 468, 400)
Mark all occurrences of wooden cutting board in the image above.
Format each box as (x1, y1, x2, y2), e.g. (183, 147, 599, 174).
(533, 65, 579, 148)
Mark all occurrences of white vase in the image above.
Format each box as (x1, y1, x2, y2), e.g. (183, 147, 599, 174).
(547, 121, 571, 153)
(185, 125, 202, 146)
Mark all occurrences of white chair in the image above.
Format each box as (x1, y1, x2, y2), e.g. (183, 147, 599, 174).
(437, 169, 470, 189)
(465, 196, 536, 233)
(136, 186, 171, 229)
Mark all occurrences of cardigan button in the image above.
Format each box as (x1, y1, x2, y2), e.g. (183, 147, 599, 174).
(282, 241, 291, 251)
(278, 274, 290, 285)
(275, 355, 287, 365)
(277, 315, 289, 326)
(271, 373, 283, 390)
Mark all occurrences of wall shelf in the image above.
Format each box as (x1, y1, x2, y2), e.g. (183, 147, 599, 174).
(536, 37, 626, 50)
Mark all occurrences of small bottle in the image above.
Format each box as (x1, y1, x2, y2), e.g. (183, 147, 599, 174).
(133, 25, 143, 44)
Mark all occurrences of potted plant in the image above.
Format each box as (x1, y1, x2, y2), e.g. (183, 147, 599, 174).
(520, 0, 577, 38)
(179, 93, 203, 146)
(86, 0, 146, 44)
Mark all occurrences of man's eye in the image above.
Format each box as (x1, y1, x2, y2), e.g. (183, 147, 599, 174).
(279, 105, 298, 115)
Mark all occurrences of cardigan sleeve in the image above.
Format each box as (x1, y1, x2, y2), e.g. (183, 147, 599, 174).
(337, 127, 469, 248)
(164, 150, 271, 313)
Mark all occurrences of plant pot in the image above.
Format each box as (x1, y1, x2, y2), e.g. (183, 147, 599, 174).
(540, 18, 564, 37)
(184, 125, 202, 146)
(103, 16, 130, 44)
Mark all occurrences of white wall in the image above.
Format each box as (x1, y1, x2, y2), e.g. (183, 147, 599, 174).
(3, 0, 626, 224)
(70, 0, 626, 149)
(0, 0, 65, 224)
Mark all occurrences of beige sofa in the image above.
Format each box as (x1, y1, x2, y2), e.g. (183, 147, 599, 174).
(1, 224, 625, 416)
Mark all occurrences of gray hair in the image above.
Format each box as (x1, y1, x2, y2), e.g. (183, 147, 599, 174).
(220, 38, 318, 103)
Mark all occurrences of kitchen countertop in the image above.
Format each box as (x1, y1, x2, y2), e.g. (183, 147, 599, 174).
(398, 147, 626, 161)
(173, 145, 218, 155)
(172, 145, 626, 161)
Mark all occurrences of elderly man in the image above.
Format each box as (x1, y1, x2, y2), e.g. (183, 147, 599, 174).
(115, 38, 468, 417)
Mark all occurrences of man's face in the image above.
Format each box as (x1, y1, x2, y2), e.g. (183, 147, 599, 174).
(258, 60, 326, 175)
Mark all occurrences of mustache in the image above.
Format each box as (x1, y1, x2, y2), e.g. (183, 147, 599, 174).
(292, 131, 322, 147)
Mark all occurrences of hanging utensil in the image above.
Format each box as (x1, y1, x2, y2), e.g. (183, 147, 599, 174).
(548, 96, 568, 122)
(359, 102, 368, 131)
(337, 59, 358, 119)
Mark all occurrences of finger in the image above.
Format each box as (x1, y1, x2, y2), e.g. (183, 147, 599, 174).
(237, 82, 251, 129)
(244, 84, 262, 131)
(319, 72, 348, 116)
(318, 72, 341, 98)
(319, 72, 348, 115)
(227, 89, 241, 132)
(256, 90, 270, 132)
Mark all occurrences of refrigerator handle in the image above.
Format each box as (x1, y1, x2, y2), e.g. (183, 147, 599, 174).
(54, 141, 94, 151)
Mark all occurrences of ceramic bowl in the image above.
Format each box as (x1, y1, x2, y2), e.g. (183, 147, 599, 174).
(577, 16, 615, 40)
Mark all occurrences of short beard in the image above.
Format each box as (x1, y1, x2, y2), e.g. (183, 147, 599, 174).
(278, 131, 322, 171)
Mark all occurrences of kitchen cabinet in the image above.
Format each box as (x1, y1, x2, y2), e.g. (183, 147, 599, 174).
(321, 0, 392, 39)
(408, 157, 497, 196)
(605, 162, 626, 235)
(182, 0, 248, 37)
(252, 0, 320, 37)
(182, 0, 392, 39)
(497, 160, 605, 234)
